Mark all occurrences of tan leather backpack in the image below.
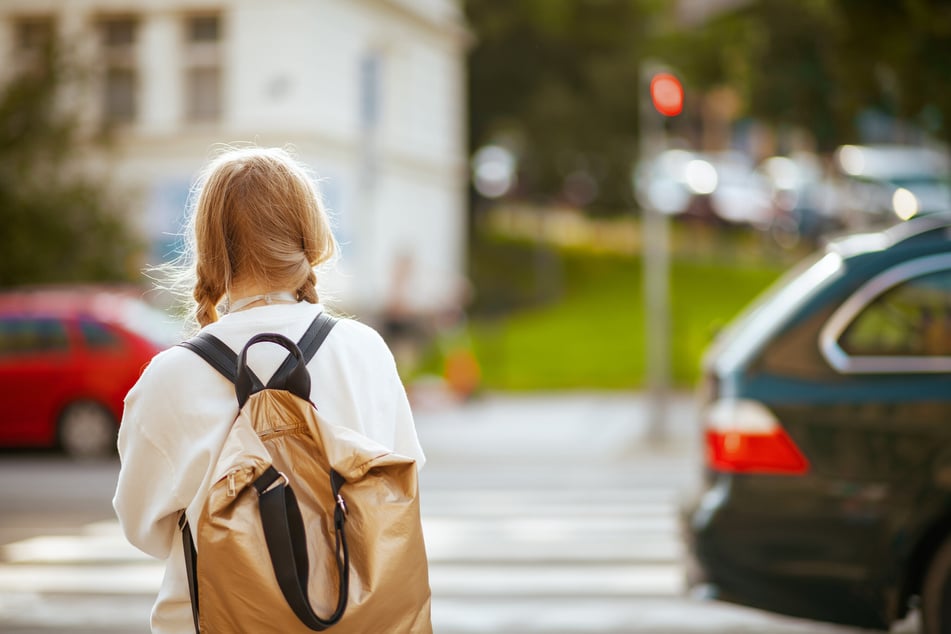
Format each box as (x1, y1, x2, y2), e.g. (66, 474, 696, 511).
(178, 314, 432, 633)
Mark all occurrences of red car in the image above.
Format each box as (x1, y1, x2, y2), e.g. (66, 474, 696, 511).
(0, 287, 180, 458)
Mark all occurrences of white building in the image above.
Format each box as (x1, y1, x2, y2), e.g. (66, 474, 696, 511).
(0, 0, 470, 320)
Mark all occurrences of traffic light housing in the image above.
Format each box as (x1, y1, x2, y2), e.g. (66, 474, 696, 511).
(649, 73, 684, 117)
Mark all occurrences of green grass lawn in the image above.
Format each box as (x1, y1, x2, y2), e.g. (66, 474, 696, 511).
(453, 234, 791, 390)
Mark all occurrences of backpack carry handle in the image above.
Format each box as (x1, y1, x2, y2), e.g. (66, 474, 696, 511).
(179, 312, 338, 409)
(236, 333, 311, 408)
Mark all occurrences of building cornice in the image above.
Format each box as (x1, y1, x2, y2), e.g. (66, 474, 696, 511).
(102, 127, 467, 180)
(354, 0, 473, 49)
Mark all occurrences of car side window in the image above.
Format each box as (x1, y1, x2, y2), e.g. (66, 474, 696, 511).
(79, 320, 122, 349)
(0, 317, 70, 357)
(840, 269, 951, 358)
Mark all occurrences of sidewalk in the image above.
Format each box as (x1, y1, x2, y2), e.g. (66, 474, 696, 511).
(413, 390, 702, 465)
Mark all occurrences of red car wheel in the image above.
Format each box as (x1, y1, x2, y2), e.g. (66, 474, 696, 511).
(57, 400, 118, 459)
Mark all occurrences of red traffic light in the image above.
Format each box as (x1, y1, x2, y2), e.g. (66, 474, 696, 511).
(650, 73, 684, 117)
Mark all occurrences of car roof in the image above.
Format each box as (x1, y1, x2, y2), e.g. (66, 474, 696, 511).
(826, 214, 951, 259)
(837, 143, 950, 179)
(706, 215, 951, 377)
(0, 286, 146, 323)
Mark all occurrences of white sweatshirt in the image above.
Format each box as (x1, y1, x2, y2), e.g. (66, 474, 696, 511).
(113, 301, 425, 634)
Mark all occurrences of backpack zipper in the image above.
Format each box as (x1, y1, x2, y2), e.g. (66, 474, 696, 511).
(227, 470, 238, 497)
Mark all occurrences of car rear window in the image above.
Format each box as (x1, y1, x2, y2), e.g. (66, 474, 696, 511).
(79, 319, 123, 349)
(0, 317, 70, 356)
(840, 268, 951, 357)
(706, 251, 845, 375)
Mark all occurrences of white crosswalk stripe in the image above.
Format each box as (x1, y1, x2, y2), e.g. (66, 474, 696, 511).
(0, 478, 893, 633)
(0, 482, 686, 633)
(423, 482, 686, 632)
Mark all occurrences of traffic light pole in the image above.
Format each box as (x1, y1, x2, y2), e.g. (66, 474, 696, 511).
(643, 189, 671, 444)
(639, 61, 676, 444)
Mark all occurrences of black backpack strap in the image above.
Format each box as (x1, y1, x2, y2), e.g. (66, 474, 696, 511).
(236, 333, 310, 409)
(178, 312, 337, 389)
(179, 331, 252, 385)
(253, 466, 349, 630)
(179, 468, 350, 634)
(269, 312, 337, 391)
(178, 512, 201, 634)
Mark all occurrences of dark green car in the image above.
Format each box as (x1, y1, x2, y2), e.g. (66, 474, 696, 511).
(684, 215, 951, 633)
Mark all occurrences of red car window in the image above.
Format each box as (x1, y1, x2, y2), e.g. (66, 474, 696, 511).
(78, 320, 124, 350)
(0, 317, 70, 357)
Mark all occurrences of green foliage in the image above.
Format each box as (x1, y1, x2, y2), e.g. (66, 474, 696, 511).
(466, 236, 564, 316)
(834, 0, 951, 143)
(459, 229, 787, 390)
(465, 0, 951, 208)
(465, 0, 651, 211)
(0, 41, 141, 287)
(666, 0, 951, 149)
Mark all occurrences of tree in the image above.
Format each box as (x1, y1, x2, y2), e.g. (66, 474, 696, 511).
(466, 0, 951, 205)
(664, 0, 951, 150)
(465, 0, 657, 212)
(0, 38, 141, 287)
(835, 0, 951, 146)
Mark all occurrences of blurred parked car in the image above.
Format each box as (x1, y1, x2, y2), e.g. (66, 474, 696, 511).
(684, 215, 951, 633)
(758, 153, 846, 246)
(707, 151, 774, 229)
(835, 144, 951, 228)
(636, 149, 775, 228)
(0, 287, 180, 458)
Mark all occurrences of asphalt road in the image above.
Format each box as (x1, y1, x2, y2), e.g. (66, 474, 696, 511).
(0, 392, 922, 633)
(0, 452, 119, 546)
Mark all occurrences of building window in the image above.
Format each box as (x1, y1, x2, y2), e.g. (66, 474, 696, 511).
(186, 67, 221, 120)
(101, 18, 135, 47)
(15, 17, 53, 53)
(359, 52, 382, 133)
(98, 17, 139, 125)
(104, 68, 136, 123)
(188, 15, 220, 43)
(184, 14, 222, 122)
(13, 16, 54, 74)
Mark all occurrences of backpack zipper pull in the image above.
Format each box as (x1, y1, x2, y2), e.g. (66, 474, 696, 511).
(228, 470, 237, 497)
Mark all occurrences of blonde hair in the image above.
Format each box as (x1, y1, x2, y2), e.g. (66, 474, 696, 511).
(182, 146, 336, 327)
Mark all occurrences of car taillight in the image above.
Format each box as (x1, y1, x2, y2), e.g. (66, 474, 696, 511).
(704, 399, 809, 475)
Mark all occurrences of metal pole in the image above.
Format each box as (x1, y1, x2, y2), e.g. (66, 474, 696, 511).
(643, 201, 670, 443)
(639, 61, 671, 444)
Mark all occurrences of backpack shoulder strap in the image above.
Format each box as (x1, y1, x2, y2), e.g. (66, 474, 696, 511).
(270, 312, 337, 387)
(178, 330, 246, 384)
(178, 311, 337, 386)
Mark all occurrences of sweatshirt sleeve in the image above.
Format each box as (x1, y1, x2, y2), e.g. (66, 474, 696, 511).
(359, 324, 426, 469)
(310, 319, 426, 470)
(113, 363, 188, 561)
(388, 359, 426, 469)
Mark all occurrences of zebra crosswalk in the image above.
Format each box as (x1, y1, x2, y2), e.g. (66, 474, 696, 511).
(422, 480, 693, 632)
(0, 473, 877, 633)
(0, 478, 690, 633)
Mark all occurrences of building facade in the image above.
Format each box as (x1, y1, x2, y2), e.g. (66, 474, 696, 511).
(0, 0, 470, 319)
